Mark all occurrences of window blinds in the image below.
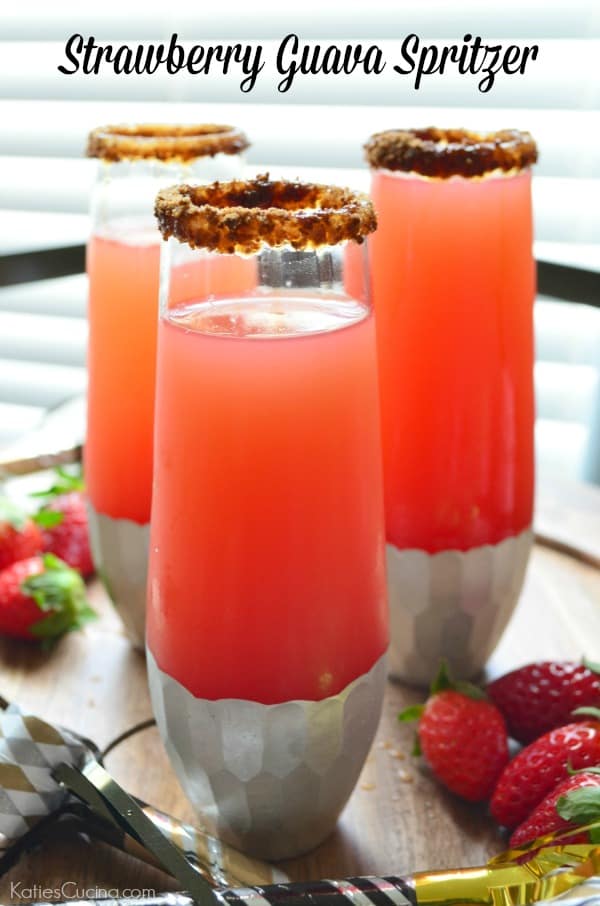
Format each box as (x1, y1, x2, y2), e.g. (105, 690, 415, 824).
(0, 0, 598, 473)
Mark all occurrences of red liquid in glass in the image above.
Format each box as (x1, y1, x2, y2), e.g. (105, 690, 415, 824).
(370, 169, 535, 553)
(147, 292, 388, 704)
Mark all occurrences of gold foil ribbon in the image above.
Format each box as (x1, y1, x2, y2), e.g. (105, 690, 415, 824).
(413, 834, 600, 906)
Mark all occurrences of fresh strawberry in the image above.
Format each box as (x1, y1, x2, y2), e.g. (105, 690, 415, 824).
(509, 769, 600, 848)
(32, 469, 93, 577)
(490, 718, 600, 828)
(35, 492, 93, 577)
(0, 498, 43, 571)
(399, 662, 509, 802)
(0, 553, 96, 642)
(487, 660, 600, 744)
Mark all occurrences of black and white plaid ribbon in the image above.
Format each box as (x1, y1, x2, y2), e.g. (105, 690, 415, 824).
(0, 703, 89, 852)
(0, 701, 287, 890)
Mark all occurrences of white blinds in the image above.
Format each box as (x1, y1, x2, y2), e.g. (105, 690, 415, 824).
(2, 1, 598, 40)
(0, 1, 599, 474)
(1, 2, 598, 224)
(0, 2, 598, 157)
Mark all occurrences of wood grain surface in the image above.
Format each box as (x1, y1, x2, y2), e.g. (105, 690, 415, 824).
(0, 481, 599, 903)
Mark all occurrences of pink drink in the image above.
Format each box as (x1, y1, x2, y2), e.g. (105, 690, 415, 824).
(366, 128, 537, 683)
(86, 226, 160, 524)
(370, 169, 535, 553)
(148, 293, 388, 704)
(85, 124, 248, 647)
(147, 177, 385, 858)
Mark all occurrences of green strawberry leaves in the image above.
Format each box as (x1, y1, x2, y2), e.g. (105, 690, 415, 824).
(572, 706, 600, 721)
(582, 658, 600, 676)
(398, 704, 425, 755)
(399, 661, 487, 712)
(556, 784, 600, 843)
(33, 509, 64, 529)
(398, 704, 425, 722)
(566, 763, 600, 776)
(30, 465, 85, 500)
(398, 660, 487, 759)
(569, 660, 600, 720)
(430, 660, 453, 693)
(22, 553, 97, 644)
(31, 465, 84, 530)
(430, 660, 487, 700)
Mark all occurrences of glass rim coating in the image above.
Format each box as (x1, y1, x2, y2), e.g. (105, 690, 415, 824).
(87, 123, 249, 163)
(364, 127, 538, 179)
(154, 175, 377, 255)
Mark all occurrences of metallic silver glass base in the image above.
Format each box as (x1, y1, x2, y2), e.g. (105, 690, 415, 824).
(386, 527, 533, 686)
(87, 503, 149, 649)
(147, 650, 388, 860)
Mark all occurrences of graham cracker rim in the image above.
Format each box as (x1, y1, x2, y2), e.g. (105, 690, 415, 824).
(87, 123, 249, 163)
(364, 127, 538, 178)
(154, 174, 377, 254)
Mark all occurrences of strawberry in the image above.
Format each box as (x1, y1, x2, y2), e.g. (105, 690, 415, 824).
(487, 660, 600, 744)
(35, 492, 94, 577)
(509, 769, 600, 848)
(490, 718, 600, 828)
(0, 498, 43, 571)
(399, 662, 509, 802)
(32, 468, 93, 577)
(0, 553, 96, 642)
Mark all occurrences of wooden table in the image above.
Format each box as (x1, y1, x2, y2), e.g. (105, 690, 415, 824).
(1, 481, 599, 903)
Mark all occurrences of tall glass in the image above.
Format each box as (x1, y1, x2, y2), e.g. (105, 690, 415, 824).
(365, 128, 537, 686)
(147, 177, 388, 859)
(85, 124, 248, 647)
